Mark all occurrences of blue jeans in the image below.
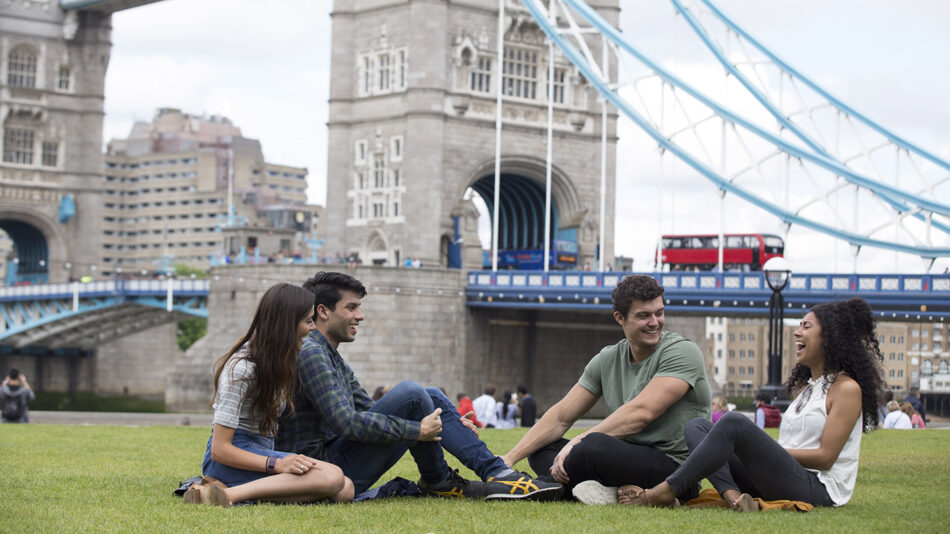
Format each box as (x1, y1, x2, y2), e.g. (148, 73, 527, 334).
(324, 380, 507, 494)
(202, 428, 291, 487)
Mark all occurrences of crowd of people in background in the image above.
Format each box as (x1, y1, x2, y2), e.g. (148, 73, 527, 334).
(456, 384, 537, 429)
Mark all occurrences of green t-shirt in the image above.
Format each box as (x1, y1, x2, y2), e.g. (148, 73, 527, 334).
(578, 330, 711, 464)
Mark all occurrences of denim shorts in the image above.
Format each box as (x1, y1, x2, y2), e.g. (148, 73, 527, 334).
(202, 427, 291, 487)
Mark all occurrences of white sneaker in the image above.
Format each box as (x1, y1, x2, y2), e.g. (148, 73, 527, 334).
(572, 480, 618, 505)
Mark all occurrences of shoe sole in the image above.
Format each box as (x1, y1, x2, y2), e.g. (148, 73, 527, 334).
(485, 486, 564, 501)
(572, 480, 618, 505)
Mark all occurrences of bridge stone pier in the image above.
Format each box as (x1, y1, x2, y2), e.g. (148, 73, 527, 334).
(167, 265, 705, 417)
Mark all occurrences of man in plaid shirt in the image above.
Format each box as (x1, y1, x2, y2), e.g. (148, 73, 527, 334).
(276, 271, 562, 500)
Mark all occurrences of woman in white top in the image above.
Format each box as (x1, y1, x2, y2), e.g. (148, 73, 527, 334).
(618, 298, 884, 510)
(495, 390, 520, 429)
(882, 400, 912, 429)
(185, 283, 354, 506)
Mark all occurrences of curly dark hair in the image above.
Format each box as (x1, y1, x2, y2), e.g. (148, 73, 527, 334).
(785, 298, 885, 431)
(611, 275, 664, 318)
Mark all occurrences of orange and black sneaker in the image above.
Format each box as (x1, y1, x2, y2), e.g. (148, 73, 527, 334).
(484, 471, 564, 501)
(418, 469, 483, 499)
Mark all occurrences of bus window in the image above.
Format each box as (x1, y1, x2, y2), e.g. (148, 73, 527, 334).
(764, 236, 784, 253)
(726, 236, 744, 248)
(688, 237, 704, 248)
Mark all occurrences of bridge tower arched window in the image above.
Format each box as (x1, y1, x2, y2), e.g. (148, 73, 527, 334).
(7, 46, 38, 88)
(921, 359, 933, 376)
(939, 360, 949, 375)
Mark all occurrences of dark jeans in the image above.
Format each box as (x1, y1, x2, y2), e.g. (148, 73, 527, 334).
(528, 432, 698, 501)
(666, 413, 834, 506)
(324, 380, 507, 494)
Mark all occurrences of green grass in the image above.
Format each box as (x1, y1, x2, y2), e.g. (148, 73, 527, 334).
(0, 425, 946, 533)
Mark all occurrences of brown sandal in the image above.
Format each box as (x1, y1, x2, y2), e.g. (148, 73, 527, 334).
(732, 493, 759, 512)
(619, 485, 680, 508)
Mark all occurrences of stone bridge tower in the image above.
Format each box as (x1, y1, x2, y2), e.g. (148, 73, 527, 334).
(325, 0, 618, 269)
(0, 2, 112, 283)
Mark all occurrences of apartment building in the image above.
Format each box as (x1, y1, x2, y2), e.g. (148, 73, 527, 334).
(100, 108, 317, 274)
(703, 316, 950, 397)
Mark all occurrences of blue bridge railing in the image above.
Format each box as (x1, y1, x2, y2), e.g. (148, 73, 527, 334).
(466, 271, 950, 319)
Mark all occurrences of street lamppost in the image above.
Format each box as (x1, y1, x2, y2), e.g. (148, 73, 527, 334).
(761, 257, 792, 403)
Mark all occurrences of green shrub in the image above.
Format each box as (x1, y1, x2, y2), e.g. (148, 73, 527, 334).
(30, 391, 165, 412)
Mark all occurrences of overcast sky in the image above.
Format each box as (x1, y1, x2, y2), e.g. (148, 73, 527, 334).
(104, 0, 950, 273)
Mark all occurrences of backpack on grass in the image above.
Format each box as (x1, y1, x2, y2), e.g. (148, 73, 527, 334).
(2, 394, 25, 420)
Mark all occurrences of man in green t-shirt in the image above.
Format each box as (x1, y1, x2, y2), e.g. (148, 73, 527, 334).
(501, 275, 711, 503)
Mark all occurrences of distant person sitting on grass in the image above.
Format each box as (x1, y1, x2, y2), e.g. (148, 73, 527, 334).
(1, 368, 35, 423)
(710, 396, 729, 424)
(900, 401, 925, 429)
(617, 298, 885, 511)
(185, 283, 353, 507)
(754, 391, 782, 428)
(882, 400, 911, 429)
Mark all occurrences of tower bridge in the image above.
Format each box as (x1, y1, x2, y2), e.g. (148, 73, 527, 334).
(1, 0, 948, 409)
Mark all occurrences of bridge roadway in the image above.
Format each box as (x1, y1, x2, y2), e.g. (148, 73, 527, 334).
(0, 279, 207, 349)
(2, 269, 947, 350)
(467, 270, 950, 320)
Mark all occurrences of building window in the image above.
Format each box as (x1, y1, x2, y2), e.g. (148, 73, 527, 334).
(547, 67, 566, 104)
(503, 47, 538, 100)
(471, 56, 492, 93)
(393, 201, 399, 216)
(361, 55, 373, 95)
(355, 140, 367, 165)
(922, 360, 933, 375)
(57, 66, 72, 90)
(7, 46, 37, 88)
(740, 333, 746, 341)
(748, 350, 754, 359)
(749, 333, 755, 341)
(729, 350, 735, 359)
(373, 154, 385, 188)
(390, 136, 403, 162)
(41, 141, 58, 167)
(2, 128, 34, 164)
(396, 48, 407, 89)
(392, 169, 400, 187)
(939, 360, 949, 374)
(377, 52, 391, 92)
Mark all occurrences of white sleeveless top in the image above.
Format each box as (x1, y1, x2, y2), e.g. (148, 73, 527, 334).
(777, 375, 862, 506)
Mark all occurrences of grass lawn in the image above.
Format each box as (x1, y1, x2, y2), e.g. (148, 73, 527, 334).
(0, 424, 946, 533)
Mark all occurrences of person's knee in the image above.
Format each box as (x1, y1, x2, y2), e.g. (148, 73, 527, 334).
(389, 380, 428, 402)
(564, 432, 612, 471)
(684, 417, 713, 450)
(719, 411, 750, 428)
(333, 476, 355, 503)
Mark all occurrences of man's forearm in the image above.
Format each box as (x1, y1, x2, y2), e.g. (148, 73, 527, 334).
(584, 404, 653, 439)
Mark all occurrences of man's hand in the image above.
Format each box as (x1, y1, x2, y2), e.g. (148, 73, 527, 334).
(550, 438, 579, 483)
(418, 408, 443, 441)
(460, 411, 479, 437)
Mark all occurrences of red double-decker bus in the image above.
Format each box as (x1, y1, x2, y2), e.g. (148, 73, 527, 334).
(657, 233, 784, 271)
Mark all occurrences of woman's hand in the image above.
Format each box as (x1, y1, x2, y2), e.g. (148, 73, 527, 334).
(276, 454, 319, 475)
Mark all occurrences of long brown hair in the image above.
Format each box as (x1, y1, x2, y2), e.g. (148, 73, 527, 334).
(211, 282, 314, 436)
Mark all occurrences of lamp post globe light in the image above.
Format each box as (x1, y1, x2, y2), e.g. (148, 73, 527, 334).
(761, 257, 792, 405)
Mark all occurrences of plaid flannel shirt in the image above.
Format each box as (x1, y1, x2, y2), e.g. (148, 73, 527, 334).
(275, 330, 421, 460)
